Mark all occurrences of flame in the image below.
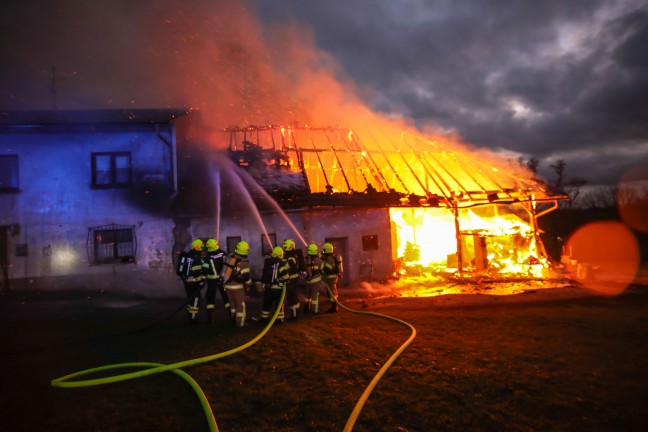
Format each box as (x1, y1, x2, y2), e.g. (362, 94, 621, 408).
(223, 125, 559, 291)
(390, 204, 549, 279)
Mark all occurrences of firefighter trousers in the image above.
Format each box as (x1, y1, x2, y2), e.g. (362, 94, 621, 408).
(206, 279, 230, 314)
(260, 286, 285, 321)
(224, 285, 246, 327)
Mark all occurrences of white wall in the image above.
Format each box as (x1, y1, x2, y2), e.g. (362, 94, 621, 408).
(0, 125, 183, 297)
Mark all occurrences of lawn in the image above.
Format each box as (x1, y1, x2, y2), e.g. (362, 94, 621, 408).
(0, 279, 646, 431)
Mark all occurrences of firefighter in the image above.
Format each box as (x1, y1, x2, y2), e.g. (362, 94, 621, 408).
(282, 239, 304, 320)
(204, 238, 229, 323)
(221, 240, 253, 327)
(322, 242, 342, 313)
(257, 246, 289, 323)
(184, 239, 208, 323)
(304, 243, 325, 314)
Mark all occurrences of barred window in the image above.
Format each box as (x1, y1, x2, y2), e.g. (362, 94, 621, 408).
(88, 224, 137, 264)
(91, 152, 132, 188)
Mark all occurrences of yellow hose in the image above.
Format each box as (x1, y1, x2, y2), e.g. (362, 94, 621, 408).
(51, 285, 417, 431)
(51, 288, 286, 432)
(330, 288, 417, 431)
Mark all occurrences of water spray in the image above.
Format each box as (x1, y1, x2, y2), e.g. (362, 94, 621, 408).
(51, 156, 417, 431)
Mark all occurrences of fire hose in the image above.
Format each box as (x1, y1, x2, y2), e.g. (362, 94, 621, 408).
(327, 286, 417, 432)
(50, 285, 417, 431)
(50, 288, 286, 432)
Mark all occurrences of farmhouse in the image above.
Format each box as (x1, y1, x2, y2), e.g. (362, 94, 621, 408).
(0, 109, 565, 297)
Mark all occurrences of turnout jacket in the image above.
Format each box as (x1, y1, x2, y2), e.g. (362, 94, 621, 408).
(205, 248, 226, 280)
(186, 250, 207, 283)
(261, 256, 290, 289)
(322, 253, 339, 280)
(223, 253, 252, 289)
(306, 255, 324, 283)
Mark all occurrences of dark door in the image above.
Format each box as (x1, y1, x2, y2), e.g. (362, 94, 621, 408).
(0, 226, 8, 292)
(324, 236, 348, 287)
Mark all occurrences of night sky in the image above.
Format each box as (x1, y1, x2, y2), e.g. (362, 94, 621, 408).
(1, 0, 647, 187)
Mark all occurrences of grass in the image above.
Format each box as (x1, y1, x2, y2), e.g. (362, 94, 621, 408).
(1, 283, 647, 431)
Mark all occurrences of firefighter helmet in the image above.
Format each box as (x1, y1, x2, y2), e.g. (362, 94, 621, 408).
(271, 246, 284, 258)
(206, 238, 219, 252)
(191, 239, 204, 251)
(282, 239, 296, 251)
(235, 241, 249, 256)
(322, 242, 334, 254)
(307, 243, 319, 256)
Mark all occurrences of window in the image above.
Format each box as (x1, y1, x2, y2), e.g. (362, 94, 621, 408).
(226, 236, 241, 255)
(261, 233, 277, 256)
(0, 155, 19, 192)
(91, 152, 132, 188)
(362, 235, 379, 251)
(88, 224, 137, 264)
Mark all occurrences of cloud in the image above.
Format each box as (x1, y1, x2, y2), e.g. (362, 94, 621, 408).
(1, 0, 647, 186)
(261, 0, 648, 185)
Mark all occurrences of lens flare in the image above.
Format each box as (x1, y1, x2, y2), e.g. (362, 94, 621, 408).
(617, 163, 648, 233)
(566, 221, 639, 295)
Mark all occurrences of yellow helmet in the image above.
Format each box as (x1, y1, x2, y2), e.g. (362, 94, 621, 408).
(191, 239, 204, 251)
(282, 239, 296, 251)
(271, 246, 284, 258)
(205, 238, 219, 252)
(235, 241, 249, 256)
(307, 243, 319, 256)
(322, 242, 333, 254)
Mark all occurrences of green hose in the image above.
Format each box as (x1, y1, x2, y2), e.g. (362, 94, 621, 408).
(51, 286, 417, 432)
(51, 288, 286, 432)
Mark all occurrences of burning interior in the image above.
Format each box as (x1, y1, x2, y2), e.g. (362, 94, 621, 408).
(223, 125, 566, 280)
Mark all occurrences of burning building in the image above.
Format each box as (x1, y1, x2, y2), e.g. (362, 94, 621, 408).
(172, 117, 567, 287)
(0, 108, 566, 297)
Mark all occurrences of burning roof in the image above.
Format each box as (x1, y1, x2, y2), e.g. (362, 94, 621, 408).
(222, 124, 569, 279)
(224, 125, 563, 209)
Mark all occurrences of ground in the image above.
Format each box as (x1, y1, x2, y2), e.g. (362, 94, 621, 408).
(0, 272, 647, 432)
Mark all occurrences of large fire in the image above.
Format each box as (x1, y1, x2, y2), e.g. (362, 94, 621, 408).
(390, 205, 549, 279)
(221, 125, 564, 286)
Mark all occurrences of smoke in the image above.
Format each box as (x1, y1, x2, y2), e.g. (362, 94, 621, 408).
(1, 0, 535, 178)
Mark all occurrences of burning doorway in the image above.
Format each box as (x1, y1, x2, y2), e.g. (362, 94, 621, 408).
(390, 203, 547, 278)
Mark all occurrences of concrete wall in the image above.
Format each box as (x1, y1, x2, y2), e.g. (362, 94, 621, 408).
(1, 119, 396, 297)
(184, 207, 395, 286)
(0, 124, 183, 297)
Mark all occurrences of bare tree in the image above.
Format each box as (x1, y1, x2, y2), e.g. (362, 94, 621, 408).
(526, 157, 540, 176)
(550, 159, 567, 191)
(579, 186, 616, 209)
(564, 177, 587, 208)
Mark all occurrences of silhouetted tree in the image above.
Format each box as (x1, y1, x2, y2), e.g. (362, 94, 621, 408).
(579, 186, 616, 209)
(550, 159, 567, 191)
(517, 156, 541, 182)
(564, 177, 587, 208)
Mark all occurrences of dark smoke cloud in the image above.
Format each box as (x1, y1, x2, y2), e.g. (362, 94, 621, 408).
(2, 0, 647, 186)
